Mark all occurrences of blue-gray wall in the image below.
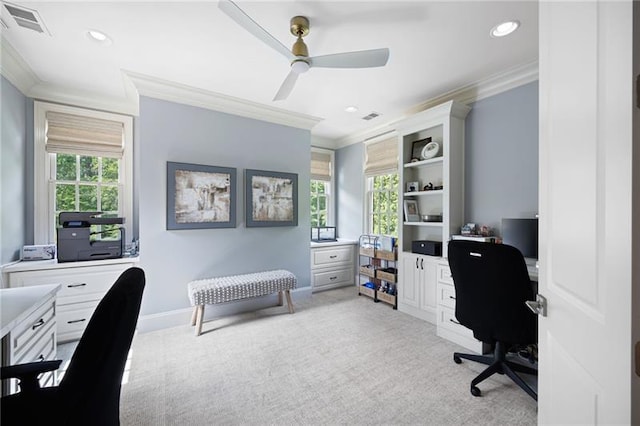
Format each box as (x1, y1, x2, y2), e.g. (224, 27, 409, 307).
(465, 81, 539, 233)
(335, 82, 539, 239)
(335, 142, 364, 240)
(137, 96, 311, 316)
(1, 76, 27, 264)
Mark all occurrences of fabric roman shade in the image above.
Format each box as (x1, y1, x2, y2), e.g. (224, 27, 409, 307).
(45, 111, 124, 158)
(364, 137, 398, 176)
(311, 150, 332, 181)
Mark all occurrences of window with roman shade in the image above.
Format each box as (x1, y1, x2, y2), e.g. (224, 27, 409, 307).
(34, 101, 133, 245)
(364, 136, 398, 176)
(310, 148, 334, 228)
(311, 150, 332, 182)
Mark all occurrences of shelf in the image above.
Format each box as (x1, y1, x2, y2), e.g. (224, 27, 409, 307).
(376, 291, 397, 307)
(404, 157, 443, 168)
(359, 285, 376, 299)
(404, 221, 444, 227)
(403, 189, 444, 197)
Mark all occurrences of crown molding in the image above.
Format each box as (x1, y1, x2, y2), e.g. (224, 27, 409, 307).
(334, 60, 539, 149)
(0, 36, 39, 93)
(123, 70, 322, 131)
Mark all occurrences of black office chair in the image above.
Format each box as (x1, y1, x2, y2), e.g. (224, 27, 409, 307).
(1, 266, 145, 425)
(447, 240, 538, 400)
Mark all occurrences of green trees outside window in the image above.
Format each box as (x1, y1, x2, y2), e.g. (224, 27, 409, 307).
(54, 154, 121, 239)
(370, 173, 399, 236)
(310, 180, 328, 227)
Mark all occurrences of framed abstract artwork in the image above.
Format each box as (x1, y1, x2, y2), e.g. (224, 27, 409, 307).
(167, 162, 236, 229)
(245, 169, 298, 227)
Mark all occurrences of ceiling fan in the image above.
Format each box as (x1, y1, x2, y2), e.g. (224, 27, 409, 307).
(218, 0, 390, 101)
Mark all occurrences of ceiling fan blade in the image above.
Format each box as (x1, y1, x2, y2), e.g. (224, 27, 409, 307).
(273, 70, 299, 101)
(218, 0, 294, 61)
(310, 48, 389, 69)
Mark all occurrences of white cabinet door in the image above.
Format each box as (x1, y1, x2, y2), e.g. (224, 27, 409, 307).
(538, 1, 637, 423)
(418, 256, 437, 313)
(399, 253, 419, 308)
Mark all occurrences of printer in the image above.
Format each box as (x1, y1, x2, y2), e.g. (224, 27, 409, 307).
(57, 212, 125, 263)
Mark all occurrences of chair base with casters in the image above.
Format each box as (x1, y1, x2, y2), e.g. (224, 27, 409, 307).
(453, 341, 538, 400)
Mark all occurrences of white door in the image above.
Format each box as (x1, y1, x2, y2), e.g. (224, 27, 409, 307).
(538, 1, 637, 423)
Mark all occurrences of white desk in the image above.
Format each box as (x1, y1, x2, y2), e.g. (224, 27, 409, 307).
(1, 284, 61, 394)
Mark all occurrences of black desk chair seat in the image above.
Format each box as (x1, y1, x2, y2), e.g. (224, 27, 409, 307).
(1, 266, 145, 426)
(448, 240, 538, 400)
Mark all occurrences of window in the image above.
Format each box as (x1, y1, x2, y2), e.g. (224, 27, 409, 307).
(368, 173, 399, 236)
(364, 136, 399, 236)
(34, 102, 133, 244)
(310, 148, 334, 227)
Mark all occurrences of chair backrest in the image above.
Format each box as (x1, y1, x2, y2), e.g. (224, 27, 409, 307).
(447, 240, 536, 345)
(59, 267, 145, 425)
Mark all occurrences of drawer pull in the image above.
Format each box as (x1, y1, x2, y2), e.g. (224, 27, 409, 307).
(329, 276, 338, 280)
(449, 318, 461, 325)
(329, 255, 338, 259)
(67, 319, 87, 324)
(449, 295, 456, 300)
(37, 354, 45, 362)
(32, 319, 45, 330)
(67, 283, 87, 288)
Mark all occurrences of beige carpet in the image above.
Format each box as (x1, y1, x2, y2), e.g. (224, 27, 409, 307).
(119, 287, 537, 425)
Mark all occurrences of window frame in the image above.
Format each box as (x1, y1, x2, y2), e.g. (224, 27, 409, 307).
(310, 147, 335, 227)
(33, 101, 133, 245)
(366, 172, 399, 237)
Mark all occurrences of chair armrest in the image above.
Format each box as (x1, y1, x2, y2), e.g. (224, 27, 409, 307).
(0, 360, 62, 393)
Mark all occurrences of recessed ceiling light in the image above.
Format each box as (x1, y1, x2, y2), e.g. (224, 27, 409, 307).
(490, 20, 520, 38)
(87, 29, 112, 45)
(345, 106, 359, 113)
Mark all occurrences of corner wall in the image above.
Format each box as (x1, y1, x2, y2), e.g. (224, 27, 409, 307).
(137, 96, 311, 317)
(1, 76, 27, 264)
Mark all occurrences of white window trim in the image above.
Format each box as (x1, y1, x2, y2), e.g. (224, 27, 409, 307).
(33, 101, 133, 245)
(311, 147, 335, 226)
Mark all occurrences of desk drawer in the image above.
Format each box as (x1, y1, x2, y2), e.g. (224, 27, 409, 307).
(437, 283, 456, 309)
(311, 246, 354, 268)
(437, 305, 474, 339)
(437, 263, 454, 285)
(11, 299, 55, 356)
(10, 265, 127, 305)
(57, 300, 100, 338)
(312, 267, 353, 288)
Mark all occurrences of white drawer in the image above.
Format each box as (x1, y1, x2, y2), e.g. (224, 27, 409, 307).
(15, 321, 56, 365)
(11, 298, 56, 356)
(311, 246, 354, 268)
(312, 267, 353, 288)
(57, 300, 101, 337)
(437, 305, 475, 339)
(10, 264, 128, 305)
(437, 282, 456, 309)
(437, 263, 454, 284)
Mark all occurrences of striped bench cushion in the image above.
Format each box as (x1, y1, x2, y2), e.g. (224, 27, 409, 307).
(188, 269, 297, 306)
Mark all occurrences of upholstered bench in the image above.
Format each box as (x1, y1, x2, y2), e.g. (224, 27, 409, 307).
(187, 269, 297, 336)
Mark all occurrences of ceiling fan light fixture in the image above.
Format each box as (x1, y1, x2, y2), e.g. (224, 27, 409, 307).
(87, 29, 112, 45)
(291, 60, 310, 74)
(490, 20, 520, 38)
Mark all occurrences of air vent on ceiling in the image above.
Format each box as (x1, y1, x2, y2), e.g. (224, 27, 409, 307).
(361, 112, 381, 121)
(3, 2, 50, 35)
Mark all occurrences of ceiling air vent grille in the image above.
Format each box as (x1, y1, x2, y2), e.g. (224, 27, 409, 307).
(361, 112, 381, 121)
(3, 2, 50, 34)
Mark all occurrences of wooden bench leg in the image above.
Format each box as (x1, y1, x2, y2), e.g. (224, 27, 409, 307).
(278, 291, 284, 306)
(190, 306, 198, 326)
(285, 290, 294, 314)
(194, 304, 205, 336)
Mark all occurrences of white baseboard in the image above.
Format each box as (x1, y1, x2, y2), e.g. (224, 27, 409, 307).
(136, 287, 312, 333)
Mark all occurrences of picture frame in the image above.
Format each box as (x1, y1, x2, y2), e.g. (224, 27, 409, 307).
(166, 162, 236, 230)
(411, 137, 432, 161)
(403, 199, 420, 222)
(245, 169, 298, 227)
(406, 181, 420, 192)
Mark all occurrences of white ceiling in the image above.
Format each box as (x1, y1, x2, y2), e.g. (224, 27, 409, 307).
(0, 1, 538, 146)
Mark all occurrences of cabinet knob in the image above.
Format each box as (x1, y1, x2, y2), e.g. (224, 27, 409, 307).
(449, 295, 456, 300)
(449, 318, 461, 325)
(329, 276, 338, 280)
(37, 354, 45, 362)
(329, 255, 337, 259)
(421, 258, 424, 269)
(67, 319, 87, 324)
(32, 319, 45, 330)
(416, 258, 419, 268)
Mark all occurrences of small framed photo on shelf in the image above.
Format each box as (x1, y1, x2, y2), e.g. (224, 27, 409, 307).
(403, 200, 420, 222)
(406, 181, 419, 192)
(411, 137, 432, 162)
